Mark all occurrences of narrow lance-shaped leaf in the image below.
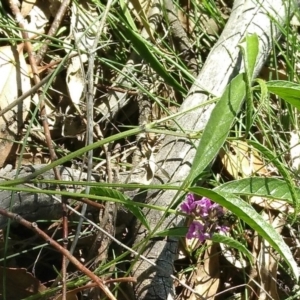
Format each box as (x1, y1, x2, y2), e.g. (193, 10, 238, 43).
(215, 177, 300, 203)
(0, 126, 143, 187)
(267, 80, 300, 110)
(212, 234, 253, 265)
(184, 73, 246, 187)
(121, 26, 186, 94)
(239, 34, 259, 135)
(239, 34, 259, 81)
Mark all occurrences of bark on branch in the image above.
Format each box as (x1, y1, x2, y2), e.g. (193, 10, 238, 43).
(0, 165, 99, 228)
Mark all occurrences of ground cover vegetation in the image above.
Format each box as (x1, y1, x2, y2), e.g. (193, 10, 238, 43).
(1, 0, 300, 299)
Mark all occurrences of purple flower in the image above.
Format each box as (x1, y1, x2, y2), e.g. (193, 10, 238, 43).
(186, 221, 211, 242)
(180, 194, 225, 220)
(195, 197, 213, 217)
(180, 193, 197, 214)
(181, 193, 229, 242)
(186, 221, 229, 242)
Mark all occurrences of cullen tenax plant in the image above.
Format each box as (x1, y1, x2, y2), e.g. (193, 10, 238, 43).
(181, 193, 229, 242)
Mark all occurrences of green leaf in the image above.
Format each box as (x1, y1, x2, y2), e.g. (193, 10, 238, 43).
(0, 126, 142, 187)
(212, 233, 253, 265)
(89, 187, 150, 230)
(239, 34, 259, 81)
(154, 227, 188, 238)
(267, 81, 300, 110)
(248, 140, 299, 222)
(185, 73, 246, 186)
(255, 78, 269, 101)
(119, 0, 138, 31)
(188, 187, 299, 280)
(89, 187, 128, 202)
(214, 177, 300, 203)
(239, 34, 259, 134)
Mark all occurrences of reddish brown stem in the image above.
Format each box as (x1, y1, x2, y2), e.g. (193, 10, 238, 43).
(35, 0, 71, 64)
(9, 1, 69, 297)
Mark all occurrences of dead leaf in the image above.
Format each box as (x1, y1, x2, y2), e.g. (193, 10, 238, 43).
(0, 45, 31, 167)
(251, 196, 293, 214)
(55, 290, 79, 300)
(178, 9, 195, 33)
(219, 140, 268, 178)
(62, 114, 86, 138)
(64, 0, 101, 119)
(140, 147, 156, 185)
(66, 56, 86, 107)
(69, 1, 100, 51)
(247, 211, 283, 300)
(260, 65, 289, 81)
(192, 241, 220, 299)
(0, 267, 46, 299)
(290, 130, 300, 174)
(21, 0, 36, 17)
(219, 231, 249, 269)
(26, 4, 50, 36)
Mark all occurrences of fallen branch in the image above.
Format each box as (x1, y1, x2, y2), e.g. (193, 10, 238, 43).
(0, 165, 99, 228)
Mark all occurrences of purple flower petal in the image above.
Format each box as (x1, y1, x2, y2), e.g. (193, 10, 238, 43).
(181, 194, 227, 241)
(186, 221, 211, 242)
(192, 197, 212, 218)
(180, 193, 197, 214)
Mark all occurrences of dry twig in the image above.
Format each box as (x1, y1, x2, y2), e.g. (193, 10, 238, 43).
(35, 0, 71, 64)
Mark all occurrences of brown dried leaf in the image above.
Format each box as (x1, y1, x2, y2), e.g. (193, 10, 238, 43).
(219, 140, 268, 178)
(191, 241, 220, 300)
(26, 4, 50, 36)
(21, 0, 36, 17)
(55, 290, 79, 300)
(247, 211, 283, 300)
(0, 267, 46, 298)
(0, 45, 31, 167)
(251, 196, 293, 213)
(66, 56, 86, 107)
(260, 65, 289, 81)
